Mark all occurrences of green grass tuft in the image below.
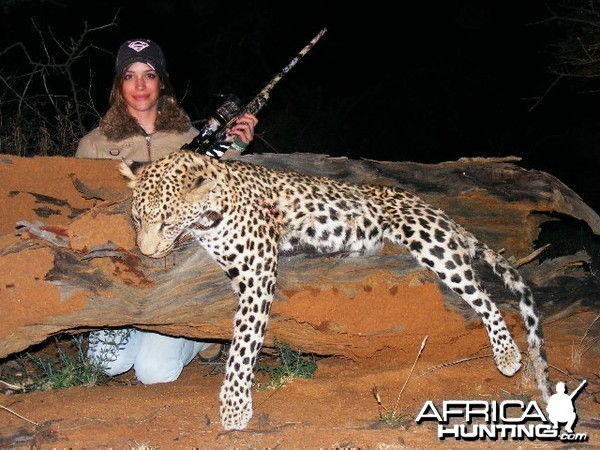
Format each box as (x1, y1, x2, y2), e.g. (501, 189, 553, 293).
(2, 334, 109, 392)
(254, 339, 317, 390)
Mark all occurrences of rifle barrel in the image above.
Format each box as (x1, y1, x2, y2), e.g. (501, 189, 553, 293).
(569, 379, 587, 399)
(260, 28, 328, 99)
(223, 28, 327, 129)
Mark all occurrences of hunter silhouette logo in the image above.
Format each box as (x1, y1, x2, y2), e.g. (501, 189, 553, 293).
(546, 380, 586, 434)
(128, 41, 150, 52)
(415, 379, 589, 442)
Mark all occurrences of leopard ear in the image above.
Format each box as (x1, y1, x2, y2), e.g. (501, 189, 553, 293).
(119, 159, 137, 189)
(184, 176, 218, 204)
(119, 159, 146, 188)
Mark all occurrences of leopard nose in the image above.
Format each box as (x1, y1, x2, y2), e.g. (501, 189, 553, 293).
(137, 237, 157, 256)
(137, 224, 162, 257)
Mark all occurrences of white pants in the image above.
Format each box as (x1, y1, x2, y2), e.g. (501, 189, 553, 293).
(87, 329, 211, 384)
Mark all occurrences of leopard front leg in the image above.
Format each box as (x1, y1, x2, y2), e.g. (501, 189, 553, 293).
(215, 249, 278, 430)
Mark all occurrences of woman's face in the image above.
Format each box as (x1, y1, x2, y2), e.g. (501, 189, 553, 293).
(120, 62, 161, 115)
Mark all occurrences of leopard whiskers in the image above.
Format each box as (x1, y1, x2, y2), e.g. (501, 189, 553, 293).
(173, 231, 198, 251)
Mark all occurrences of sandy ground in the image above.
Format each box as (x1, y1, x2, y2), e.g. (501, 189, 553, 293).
(0, 308, 598, 449)
(0, 155, 598, 449)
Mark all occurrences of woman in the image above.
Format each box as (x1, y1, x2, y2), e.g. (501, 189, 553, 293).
(77, 38, 256, 160)
(77, 38, 258, 384)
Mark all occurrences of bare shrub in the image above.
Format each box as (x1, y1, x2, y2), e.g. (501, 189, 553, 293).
(0, 15, 118, 156)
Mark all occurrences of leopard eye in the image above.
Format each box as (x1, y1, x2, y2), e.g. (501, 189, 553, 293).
(159, 220, 175, 232)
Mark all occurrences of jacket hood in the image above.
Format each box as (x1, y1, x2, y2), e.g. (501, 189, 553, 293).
(99, 96, 193, 141)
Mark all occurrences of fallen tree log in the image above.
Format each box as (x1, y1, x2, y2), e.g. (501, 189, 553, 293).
(0, 153, 599, 360)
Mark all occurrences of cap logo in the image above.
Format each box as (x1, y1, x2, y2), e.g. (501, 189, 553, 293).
(128, 41, 150, 52)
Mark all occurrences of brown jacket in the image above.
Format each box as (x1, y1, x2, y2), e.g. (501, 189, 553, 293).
(76, 99, 199, 162)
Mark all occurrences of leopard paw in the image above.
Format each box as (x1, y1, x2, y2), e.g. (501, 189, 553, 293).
(494, 340, 522, 377)
(220, 384, 253, 430)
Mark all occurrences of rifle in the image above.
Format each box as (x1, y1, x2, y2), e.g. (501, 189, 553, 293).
(569, 379, 587, 400)
(181, 28, 327, 157)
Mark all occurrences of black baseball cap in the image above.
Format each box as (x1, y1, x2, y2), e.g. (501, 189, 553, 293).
(115, 38, 166, 75)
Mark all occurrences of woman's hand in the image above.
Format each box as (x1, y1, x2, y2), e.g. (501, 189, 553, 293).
(228, 113, 258, 145)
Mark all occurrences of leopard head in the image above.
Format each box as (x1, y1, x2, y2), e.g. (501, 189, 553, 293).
(120, 151, 222, 258)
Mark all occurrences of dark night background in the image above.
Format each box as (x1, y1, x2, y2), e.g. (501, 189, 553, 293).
(2, 0, 600, 213)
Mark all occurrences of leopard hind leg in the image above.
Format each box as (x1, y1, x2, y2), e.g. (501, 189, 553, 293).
(385, 215, 522, 378)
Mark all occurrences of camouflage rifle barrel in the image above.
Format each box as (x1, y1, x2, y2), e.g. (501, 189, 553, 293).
(225, 27, 328, 127)
(248, 27, 328, 112)
(184, 28, 327, 155)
